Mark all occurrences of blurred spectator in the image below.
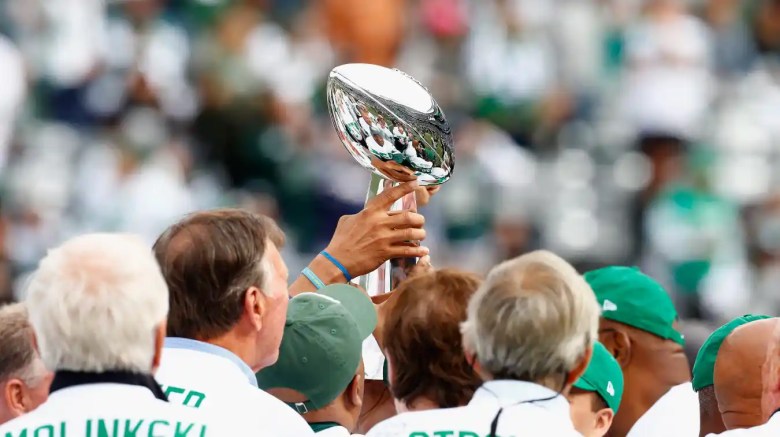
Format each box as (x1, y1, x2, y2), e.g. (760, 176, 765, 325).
(0, 0, 778, 330)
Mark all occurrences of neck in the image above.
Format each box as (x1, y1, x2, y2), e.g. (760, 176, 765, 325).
(305, 406, 356, 432)
(404, 396, 440, 412)
(198, 332, 258, 372)
(609, 365, 689, 437)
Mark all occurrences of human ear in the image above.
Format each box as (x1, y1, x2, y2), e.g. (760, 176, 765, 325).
(4, 379, 29, 417)
(600, 329, 632, 369)
(244, 287, 265, 331)
(594, 407, 615, 437)
(566, 346, 593, 386)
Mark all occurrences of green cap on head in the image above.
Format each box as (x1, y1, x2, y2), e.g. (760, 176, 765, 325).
(573, 342, 624, 413)
(691, 314, 771, 392)
(256, 284, 377, 414)
(585, 266, 685, 346)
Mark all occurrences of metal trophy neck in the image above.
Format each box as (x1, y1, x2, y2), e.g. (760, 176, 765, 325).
(359, 173, 419, 295)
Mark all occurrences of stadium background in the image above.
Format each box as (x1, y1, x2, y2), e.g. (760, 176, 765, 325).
(0, 0, 778, 332)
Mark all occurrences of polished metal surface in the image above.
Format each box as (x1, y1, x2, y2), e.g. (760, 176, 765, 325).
(327, 63, 454, 185)
(326, 64, 455, 295)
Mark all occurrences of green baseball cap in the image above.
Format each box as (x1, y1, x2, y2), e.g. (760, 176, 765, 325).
(585, 266, 685, 346)
(256, 284, 377, 414)
(573, 342, 624, 413)
(691, 314, 771, 391)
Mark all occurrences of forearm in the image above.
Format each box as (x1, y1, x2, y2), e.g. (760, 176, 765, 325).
(288, 253, 348, 296)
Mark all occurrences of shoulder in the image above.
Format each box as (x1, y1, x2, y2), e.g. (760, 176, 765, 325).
(629, 384, 700, 436)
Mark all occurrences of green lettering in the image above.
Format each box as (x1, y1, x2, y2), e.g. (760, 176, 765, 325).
(198, 426, 206, 437)
(86, 419, 93, 437)
(60, 422, 66, 437)
(33, 425, 54, 437)
(433, 432, 454, 437)
(459, 433, 479, 437)
(123, 419, 143, 437)
(148, 421, 169, 437)
(97, 419, 118, 437)
(163, 386, 185, 399)
(409, 433, 429, 437)
(173, 423, 193, 437)
(5, 430, 28, 437)
(181, 391, 206, 409)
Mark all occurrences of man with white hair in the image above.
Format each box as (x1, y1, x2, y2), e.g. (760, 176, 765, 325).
(0, 233, 234, 435)
(367, 250, 599, 436)
(0, 304, 52, 425)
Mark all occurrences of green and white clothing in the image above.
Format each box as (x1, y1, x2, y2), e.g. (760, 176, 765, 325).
(366, 380, 580, 437)
(157, 338, 314, 437)
(0, 382, 234, 436)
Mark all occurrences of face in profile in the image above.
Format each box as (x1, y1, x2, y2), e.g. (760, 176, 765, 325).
(255, 241, 290, 370)
(568, 389, 614, 437)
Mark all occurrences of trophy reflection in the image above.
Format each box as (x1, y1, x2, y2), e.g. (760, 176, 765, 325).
(326, 64, 454, 295)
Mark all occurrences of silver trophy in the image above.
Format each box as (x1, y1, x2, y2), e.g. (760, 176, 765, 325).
(326, 63, 454, 295)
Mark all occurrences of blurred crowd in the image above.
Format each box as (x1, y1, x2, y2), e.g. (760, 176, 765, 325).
(0, 0, 780, 325)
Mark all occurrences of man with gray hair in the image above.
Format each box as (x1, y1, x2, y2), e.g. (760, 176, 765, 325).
(0, 233, 235, 436)
(0, 304, 52, 425)
(367, 250, 599, 436)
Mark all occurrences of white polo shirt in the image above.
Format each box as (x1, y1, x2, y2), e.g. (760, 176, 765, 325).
(313, 424, 365, 436)
(628, 382, 700, 437)
(0, 383, 234, 436)
(156, 337, 314, 437)
(706, 413, 780, 436)
(366, 380, 581, 437)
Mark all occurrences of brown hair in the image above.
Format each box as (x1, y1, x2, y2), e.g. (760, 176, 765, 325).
(153, 208, 284, 340)
(0, 304, 37, 383)
(381, 269, 482, 408)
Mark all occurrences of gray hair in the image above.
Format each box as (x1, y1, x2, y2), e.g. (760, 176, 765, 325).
(0, 304, 48, 387)
(25, 233, 169, 373)
(461, 250, 599, 387)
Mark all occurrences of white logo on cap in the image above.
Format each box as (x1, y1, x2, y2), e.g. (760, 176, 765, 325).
(606, 381, 615, 397)
(602, 300, 618, 312)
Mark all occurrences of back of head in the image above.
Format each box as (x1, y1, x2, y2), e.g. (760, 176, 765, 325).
(692, 315, 771, 435)
(382, 269, 483, 409)
(153, 209, 284, 340)
(0, 303, 50, 424)
(461, 250, 599, 388)
(0, 304, 39, 386)
(25, 233, 168, 373)
(714, 318, 779, 430)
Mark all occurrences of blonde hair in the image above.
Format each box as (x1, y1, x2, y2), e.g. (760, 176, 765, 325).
(25, 233, 169, 373)
(461, 250, 599, 387)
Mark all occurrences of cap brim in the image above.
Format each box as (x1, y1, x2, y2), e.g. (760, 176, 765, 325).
(318, 284, 377, 339)
(573, 378, 597, 393)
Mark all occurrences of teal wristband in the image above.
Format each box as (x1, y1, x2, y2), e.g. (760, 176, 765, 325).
(301, 267, 325, 290)
(321, 251, 352, 282)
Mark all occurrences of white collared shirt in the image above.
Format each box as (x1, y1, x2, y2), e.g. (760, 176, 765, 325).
(315, 425, 365, 437)
(366, 380, 581, 437)
(156, 338, 314, 437)
(0, 383, 235, 436)
(628, 382, 700, 437)
(706, 413, 780, 436)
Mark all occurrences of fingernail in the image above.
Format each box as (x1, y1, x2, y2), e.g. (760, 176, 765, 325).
(422, 246, 430, 254)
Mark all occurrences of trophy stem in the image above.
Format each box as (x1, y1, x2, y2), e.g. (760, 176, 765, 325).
(359, 174, 419, 296)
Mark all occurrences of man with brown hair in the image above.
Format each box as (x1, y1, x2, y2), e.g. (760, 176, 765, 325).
(154, 181, 426, 436)
(380, 269, 482, 413)
(0, 304, 52, 425)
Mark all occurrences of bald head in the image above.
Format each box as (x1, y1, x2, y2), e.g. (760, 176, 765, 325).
(714, 318, 779, 430)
